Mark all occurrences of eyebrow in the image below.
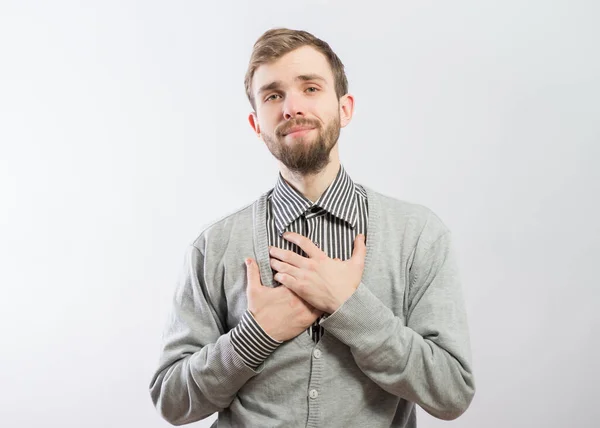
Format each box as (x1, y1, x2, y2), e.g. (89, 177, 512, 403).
(257, 74, 327, 97)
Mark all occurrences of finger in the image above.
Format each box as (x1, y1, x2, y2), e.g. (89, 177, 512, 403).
(277, 273, 304, 298)
(271, 258, 302, 279)
(282, 232, 322, 259)
(351, 234, 367, 263)
(269, 245, 310, 269)
(245, 258, 262, 290)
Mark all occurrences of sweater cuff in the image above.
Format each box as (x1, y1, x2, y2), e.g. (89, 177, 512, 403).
(320, 282, 397, 351)
(230, 310, 283, 370)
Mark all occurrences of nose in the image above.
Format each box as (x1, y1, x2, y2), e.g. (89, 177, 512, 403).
(282, 92, 305, 120)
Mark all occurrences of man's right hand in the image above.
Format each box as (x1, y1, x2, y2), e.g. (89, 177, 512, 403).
(245, 257, 322, 342)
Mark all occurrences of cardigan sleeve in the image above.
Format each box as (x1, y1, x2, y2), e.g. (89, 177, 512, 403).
(320, 216, 476, 421)
(149, 244, 261, 425)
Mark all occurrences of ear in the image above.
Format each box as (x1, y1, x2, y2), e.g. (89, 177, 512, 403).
(338, 94, 355, 128)
(248, 111, 261, 137)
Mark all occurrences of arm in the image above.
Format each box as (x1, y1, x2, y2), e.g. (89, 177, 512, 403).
(320, 225, 475, 420)
(148, 244, 269, 425)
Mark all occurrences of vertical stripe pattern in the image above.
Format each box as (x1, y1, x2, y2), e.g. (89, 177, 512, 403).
(230, 163, 369, 369)
(267, 164, 369, 342)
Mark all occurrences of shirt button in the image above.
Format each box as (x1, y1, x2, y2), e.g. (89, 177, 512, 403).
(309, 389, 319, 399)
(313, 349, 321, 359)
(314, 241, 320, 248)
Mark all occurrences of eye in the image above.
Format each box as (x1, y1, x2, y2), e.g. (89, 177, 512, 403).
(265, 94, 280, 102)
(306, 87, 319, 93)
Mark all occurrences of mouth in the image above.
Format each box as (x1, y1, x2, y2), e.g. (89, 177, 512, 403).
(284, 128, 315, 138)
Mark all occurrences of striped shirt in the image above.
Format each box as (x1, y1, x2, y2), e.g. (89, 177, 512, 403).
(230, 163, 369, 369)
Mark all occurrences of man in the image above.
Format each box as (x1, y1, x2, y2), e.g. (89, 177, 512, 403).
(149, 28, 475, 427)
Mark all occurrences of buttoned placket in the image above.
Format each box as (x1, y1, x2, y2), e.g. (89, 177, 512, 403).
(304, 208, 324, 342)
(305, 207, 325, 427)
(305, 207, 322, 250)
(256, 185, 376, 428)
(307, 344, 324, 427)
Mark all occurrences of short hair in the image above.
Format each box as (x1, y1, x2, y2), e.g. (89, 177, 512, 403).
(244, 28, 349, 110)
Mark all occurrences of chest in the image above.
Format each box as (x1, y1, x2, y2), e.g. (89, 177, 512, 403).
(218, 228, 410, 332)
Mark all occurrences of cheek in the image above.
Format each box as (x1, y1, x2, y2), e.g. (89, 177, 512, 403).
(323, 110, 340, 127)
(317, 100, 341, 124)
(257, 112, 279, 134)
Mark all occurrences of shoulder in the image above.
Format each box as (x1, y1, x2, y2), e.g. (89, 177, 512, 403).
(359, 184, 451, 246)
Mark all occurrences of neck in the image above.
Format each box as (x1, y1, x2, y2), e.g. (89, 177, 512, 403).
(279, 151, 341, 203)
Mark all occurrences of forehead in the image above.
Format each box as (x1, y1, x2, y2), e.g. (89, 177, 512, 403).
(252, 46, 334, 93)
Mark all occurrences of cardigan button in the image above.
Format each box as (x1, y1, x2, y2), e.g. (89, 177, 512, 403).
(309, 389, 319, 399)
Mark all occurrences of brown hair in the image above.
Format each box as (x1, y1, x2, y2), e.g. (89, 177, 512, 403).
(244, 28, 349, 110)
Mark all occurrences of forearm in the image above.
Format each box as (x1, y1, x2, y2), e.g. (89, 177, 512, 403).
(321, 282, 475, 421)
(149, 330, 259, 425)
(149, 244, 264, 425)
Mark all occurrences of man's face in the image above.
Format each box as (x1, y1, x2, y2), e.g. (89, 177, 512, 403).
(249, 46, 351, 175)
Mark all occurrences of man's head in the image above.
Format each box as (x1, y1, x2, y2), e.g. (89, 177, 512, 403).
(245, 28, 354, 176)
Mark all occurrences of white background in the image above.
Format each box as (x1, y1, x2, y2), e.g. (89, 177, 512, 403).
(1, 1, 598, 427)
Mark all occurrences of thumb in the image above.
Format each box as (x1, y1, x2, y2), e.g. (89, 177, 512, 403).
(351, 234, 367, 264)
(245, 258, 262, 290)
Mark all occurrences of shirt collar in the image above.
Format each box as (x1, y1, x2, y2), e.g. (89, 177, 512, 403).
(270, 164, 359, 237)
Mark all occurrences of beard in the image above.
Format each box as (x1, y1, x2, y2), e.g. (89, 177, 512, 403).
(262, 114, 341, 176)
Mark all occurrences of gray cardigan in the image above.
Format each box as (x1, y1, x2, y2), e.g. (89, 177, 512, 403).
(149, 185, 475, 427)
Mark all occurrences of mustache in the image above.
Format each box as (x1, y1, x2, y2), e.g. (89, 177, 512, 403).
(277, 119, 320, 137)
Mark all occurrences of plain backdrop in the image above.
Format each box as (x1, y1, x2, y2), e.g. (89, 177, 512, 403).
(1, 1, 598, 427)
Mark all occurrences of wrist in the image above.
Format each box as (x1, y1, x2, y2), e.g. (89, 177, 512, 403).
(247, 310, 283, 343)
(231, 310, 282, 370)
(331, 285, 359, 313)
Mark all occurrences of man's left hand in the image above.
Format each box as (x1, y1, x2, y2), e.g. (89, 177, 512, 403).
(269, 232, 367, 314)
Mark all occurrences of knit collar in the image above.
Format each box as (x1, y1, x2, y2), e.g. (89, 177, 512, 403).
(270, 163, 359, 237)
